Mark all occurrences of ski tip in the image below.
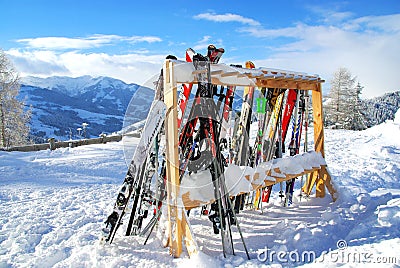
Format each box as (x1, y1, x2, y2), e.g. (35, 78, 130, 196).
(207, 44, 225, 56)
(245, 61, 255, 69)
(208, 44, 216, 51)
(166, 55, 177, 60)
(186, 48, 196, 62)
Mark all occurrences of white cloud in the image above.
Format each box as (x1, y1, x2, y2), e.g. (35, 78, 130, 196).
(5, 12, 399, 99)
(306, 5, 354, 25)
(192, 36, 223, 52)
(241, 13, 400, 98)
(16, 34, 162, 50)
(6, 49, 165, 85)
(192, 36, 212, 51)
(194, 12, 260, 26)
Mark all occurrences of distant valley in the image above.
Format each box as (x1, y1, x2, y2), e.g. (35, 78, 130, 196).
(20, 76, 154, 142)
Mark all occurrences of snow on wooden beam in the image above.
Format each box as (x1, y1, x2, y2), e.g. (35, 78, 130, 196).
(170, 60, 324, 89)
(180, 151, 328, 210)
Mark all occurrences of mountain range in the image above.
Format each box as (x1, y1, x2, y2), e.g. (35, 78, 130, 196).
(20, 76, 154, 142)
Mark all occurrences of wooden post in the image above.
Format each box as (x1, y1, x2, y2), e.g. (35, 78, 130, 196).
(48, 138, 56, 150)
(163, 59, 198, 257)
(311, 83, 337, 201)
(302, 172, 317, 196)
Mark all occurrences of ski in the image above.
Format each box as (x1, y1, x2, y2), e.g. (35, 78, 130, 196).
(281, 89, 298, 151)
(101, 56, 176, 244)
(177, 48, 196, 129)
(191, 52, 234, 256)
(284, 90, 305, 206)
(253, 87, 267, 166)
(263, 91, 285, 163)
(231, 61, 256, 166)
(182, 50, 248, 259)
(231, 61, 255, 213)
(101, 100, 166, 243)
(178, 45, 224, 178)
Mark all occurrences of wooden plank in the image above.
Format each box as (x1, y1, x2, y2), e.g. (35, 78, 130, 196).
(192, 69, 207, 75)
(315, 173, 326, 198)
(312, 84, 325, 157)
(311, 84, 325, 198)
(164, 60, 199, 257)
(254, 78, 320, 91)
(175, 73, 322, 89)
(163, 60, 183, 257)
(317, 166, 337, 201)
(302, 171, 318, 196)
(211, 70, 224, 76)
(181, 210, 199, 257)
(220, 71, 240, 77)
(311, 84, 337, 200)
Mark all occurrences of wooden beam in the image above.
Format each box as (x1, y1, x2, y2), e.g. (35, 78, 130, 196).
(302, 171, 318, 196)
(255, 78, 320, 91)
(310, 83, 337, 200)
(163, 60, 198, 257)
(163, 60, 183, 257)
(220, 71, 240, 77)
(317, 166, 337, 201)
(181, 210, 199, 257)
(311, 84, 325, 157)
(211, 70, 224, 76)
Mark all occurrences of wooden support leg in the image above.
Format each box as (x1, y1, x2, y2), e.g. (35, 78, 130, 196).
(164, 59, 198, 258)
(312, 85, 337, 201)
(181, 208, 199, 257)
(302, 171, 317, 196)
(315, 173, 326, 198)
(316, 166, 337, 201)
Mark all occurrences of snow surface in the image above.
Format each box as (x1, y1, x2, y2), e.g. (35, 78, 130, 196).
(1, 112, 400, 267)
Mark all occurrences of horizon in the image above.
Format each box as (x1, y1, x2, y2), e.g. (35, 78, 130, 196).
(1, 0, 399, 98)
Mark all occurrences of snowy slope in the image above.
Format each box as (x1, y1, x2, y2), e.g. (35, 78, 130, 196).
(0, 111, 399, 267)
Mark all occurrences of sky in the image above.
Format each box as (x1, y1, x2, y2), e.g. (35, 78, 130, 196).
(1, 0, 399, 98)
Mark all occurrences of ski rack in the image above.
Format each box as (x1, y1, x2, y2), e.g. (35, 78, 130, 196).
(162, 59, 337, 258)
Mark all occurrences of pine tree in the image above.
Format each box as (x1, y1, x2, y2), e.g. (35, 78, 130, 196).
(324, 67, 366, 130)
(348, 82, 367, 130)
(0, 49, 31, 147)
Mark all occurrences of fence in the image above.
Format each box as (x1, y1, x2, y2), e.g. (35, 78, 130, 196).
(0, 134, 138, 152)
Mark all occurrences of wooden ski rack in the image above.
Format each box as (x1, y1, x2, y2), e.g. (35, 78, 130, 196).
(162, 59, 337, 258)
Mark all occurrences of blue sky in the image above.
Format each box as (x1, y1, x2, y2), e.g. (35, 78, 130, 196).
(1, 0, 399, 98)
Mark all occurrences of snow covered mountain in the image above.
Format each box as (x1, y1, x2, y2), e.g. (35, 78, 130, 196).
(362, 91, 400, 127)
(20, 76, 155, 142)
(323, 90, 400, 129)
